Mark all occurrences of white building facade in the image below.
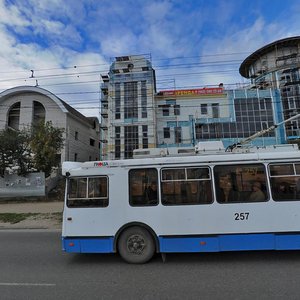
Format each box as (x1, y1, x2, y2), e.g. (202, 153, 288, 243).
(155, 87, 228, 147)
(100, 50, 290, 160)
(0, 86, 100, 163)
(100, 55, 157, 160)
(239, 36, 300, 140)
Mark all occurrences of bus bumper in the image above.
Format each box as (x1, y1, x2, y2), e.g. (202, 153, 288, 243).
(62, 237, 114, 253)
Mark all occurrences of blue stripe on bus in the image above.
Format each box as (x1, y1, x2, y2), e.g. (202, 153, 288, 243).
(62, 237, 114, 253)
(159, 233, 300, 253)
(62, 233, 300, 254)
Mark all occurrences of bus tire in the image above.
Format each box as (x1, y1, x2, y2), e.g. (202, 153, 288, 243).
(118, 226, 155, 264)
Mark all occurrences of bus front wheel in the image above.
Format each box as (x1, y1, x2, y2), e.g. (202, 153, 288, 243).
(118, 226, 155, 264)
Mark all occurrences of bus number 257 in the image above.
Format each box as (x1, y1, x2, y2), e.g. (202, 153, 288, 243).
(234, 212, 249, 221)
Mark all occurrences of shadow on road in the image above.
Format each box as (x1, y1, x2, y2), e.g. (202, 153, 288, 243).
(65, 250, 300, 265)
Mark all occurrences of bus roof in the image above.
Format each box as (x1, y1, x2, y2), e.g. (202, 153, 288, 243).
(62, 144, 300, 176)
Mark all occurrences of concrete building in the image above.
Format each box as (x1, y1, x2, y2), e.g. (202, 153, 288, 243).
(0, 86, 100, 163)
(156, 87, 284, 149)
(100, 55, 156, 160)
(100, 40, 300, 160)
(155, 87, 229, 147)
(239, 36, 300, 140)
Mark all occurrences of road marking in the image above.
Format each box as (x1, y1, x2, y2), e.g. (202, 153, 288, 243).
(0, 283, 56, 287)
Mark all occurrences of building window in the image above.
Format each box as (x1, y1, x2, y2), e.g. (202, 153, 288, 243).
(174, 127, 182, 144)
(90, 138, 95, 146)
(124, 82, 138, 119)
(115, 126, 121, 159)
(261, 121, 268, 130)
(142, 125, 148, 149)
(162, 105, 170, 116)
(288, 97, 296, 109)
(291, 120, 299, 130)
(212, 103, 219, 118)
(196, 97, 275, 140)
(115, 83, 121, 119)
(141, 81, 147, 118)
(7, 102, 21, 130)
(75, 131, 78, 140)
(33, 101, 45, 125)
(174, 105, 180, 116)
(201, 104, 208, 115)
(259, 98, 266, 110)
(163, 127, 170, 139)
(124, 126, 139, 159)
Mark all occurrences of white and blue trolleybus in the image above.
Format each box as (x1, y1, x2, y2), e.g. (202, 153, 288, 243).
(62, 141, 300, 263)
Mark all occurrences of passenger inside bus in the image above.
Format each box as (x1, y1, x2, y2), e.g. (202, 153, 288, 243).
(144, 181, 158, 203)
(217, 176, 240, 203)
(186, 181, 211, 204)
(272, 180, 294, 200)
(248, 181, 265, 201)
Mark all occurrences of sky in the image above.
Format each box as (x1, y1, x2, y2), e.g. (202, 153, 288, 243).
(0, 0, 300, 118)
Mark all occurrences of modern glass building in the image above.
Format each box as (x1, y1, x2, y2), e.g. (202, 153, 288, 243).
(100, 55, 157, 160)
(156, 87, 285, 149)
(100, 38, 300, 159)
(239, 36, 300, 141)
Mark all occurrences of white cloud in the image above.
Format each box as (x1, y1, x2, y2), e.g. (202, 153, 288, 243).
(1, 0, 300, 117)
(142, 0, 172, 23)
(0, 0, 30, 27)
(101, 32, 137, 57)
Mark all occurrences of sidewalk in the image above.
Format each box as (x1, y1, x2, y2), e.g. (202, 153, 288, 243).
(0, 201, 63, 213)
(0, 201, 64, 230)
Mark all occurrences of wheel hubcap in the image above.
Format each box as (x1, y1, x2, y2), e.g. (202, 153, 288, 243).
(127, 234, 145, 255)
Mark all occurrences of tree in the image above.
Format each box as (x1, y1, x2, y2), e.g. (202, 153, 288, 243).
(30, 121, 64, 177)
(0, 129, 33, 177)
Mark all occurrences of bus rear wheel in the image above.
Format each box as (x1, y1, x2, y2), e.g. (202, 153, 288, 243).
(118, 226, 155, 264)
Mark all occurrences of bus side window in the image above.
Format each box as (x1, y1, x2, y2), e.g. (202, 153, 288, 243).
(161, 167, 213, 205)
(269, 163, 300, 201)
(214, 164, 268, 203)
(129, 168, 158, 207)
(67, 176, 109, 208)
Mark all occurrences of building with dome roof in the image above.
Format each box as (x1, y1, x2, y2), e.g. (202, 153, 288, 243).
(239, 36, 300, 140)
(0, 86, 100, 163)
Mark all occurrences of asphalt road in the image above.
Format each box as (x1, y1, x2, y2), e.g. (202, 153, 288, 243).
(1, 230, 300, 300)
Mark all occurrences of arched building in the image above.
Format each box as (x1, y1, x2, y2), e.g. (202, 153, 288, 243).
(0, 86, 100, 163)
(239, 36, 300, 140)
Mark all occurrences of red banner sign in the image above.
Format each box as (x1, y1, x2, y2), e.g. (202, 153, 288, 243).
(160, 87, 224, 97)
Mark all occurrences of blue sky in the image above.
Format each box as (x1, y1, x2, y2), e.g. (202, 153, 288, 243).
(0, 0, 300, 117)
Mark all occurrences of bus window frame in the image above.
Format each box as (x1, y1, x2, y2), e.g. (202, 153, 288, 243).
(128, 168, 159, 207)
(67, 176, 109, 208)
(214, 163, 269, 204)
(268, 162, 300, 202)
(160, 166, 213, 206)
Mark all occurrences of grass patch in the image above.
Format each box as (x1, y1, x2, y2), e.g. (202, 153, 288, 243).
(0, 213, 39, 224)
(50, 212, 63, 222)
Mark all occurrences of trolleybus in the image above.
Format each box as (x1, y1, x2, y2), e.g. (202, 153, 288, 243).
(62, 141, 300, 263)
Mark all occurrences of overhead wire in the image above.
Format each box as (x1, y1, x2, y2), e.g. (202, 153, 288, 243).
(0, 52, 297, 121)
